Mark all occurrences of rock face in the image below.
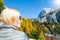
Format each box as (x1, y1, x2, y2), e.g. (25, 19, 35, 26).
(38, 8, 60, 23)
(38, 8, 53, 18)
(56, 12, 60, 23)
(30, 8, 60, 23)
(38, 8, 55, 22)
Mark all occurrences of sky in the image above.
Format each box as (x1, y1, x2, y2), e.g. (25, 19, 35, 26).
(4, 0, 60, 18)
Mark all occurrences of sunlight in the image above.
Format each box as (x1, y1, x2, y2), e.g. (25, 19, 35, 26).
(53, 0, 60, 7)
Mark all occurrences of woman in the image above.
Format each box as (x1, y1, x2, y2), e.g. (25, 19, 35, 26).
(0, 8, 29, 40)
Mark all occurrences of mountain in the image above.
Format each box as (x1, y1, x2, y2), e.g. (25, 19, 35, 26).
(38, 8, 54, 18)
(38, 8, 60, 23)
(38, 8, 54, 22)
(26, 8, 60, 23)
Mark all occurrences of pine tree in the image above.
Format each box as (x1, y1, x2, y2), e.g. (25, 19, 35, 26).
(0, 0, 5, 14)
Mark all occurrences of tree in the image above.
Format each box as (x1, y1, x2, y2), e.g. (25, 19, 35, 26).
(38, 31, 45, 40)
(0, 0, 5, 13)
(18, 18, 36, 38)
(43, 22, 53, 34)
(52, 23, 60, 34)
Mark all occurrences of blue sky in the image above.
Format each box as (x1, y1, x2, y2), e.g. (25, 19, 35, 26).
(4, 0, 60, 18)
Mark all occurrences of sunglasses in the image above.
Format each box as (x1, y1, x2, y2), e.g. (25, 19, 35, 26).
(19, 16, 21, 20)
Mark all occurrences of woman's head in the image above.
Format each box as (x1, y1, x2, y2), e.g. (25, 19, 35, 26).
(1, 8, 21, 27)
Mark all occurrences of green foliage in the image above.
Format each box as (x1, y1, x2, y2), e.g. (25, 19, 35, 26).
(18, 18, 37, 39)
(18, 18, 49, 39)
(18, 17, 60, 40)
(0, 0, 5, 13)
(38, 31, 45, 40)
(52, 23, 60, 34)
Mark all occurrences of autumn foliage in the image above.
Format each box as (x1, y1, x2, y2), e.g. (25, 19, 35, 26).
(18, 18, 48, 39)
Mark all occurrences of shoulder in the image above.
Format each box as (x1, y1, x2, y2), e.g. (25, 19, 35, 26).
(15, 30, 27, 36)
(14, 30, 29, 40)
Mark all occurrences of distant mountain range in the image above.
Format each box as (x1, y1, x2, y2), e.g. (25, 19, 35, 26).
(28, 8, 60, 23)
(38, 8, 60, 23)
(38, 8, 54, 18)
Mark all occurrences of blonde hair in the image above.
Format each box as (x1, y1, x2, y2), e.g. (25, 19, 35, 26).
(1, 8, 20, 27)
